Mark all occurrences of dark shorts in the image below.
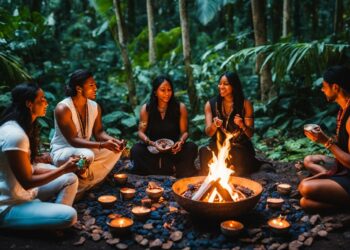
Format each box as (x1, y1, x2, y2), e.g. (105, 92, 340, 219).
(330, 173, 350, 195)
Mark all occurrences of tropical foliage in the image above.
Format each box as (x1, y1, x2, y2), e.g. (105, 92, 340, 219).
(1, 0, 350, 162)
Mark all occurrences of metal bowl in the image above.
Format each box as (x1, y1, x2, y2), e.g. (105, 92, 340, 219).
(155, 138, 174, 153)
(172, 176, 263, 219)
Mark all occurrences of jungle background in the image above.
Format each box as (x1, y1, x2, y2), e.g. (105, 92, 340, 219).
(1, 0, 349, 163)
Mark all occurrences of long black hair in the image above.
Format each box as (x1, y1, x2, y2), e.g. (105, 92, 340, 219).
(66, 69, 93, 96)
(0, 83, 41, 162)
(146, 75, 180, 120)
(216, 71, 245, 118)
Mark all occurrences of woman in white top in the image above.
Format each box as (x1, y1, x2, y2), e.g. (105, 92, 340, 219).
(0, 83, 78, 229)
(50, 69, 124, 195)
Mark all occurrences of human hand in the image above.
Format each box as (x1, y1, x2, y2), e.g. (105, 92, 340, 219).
(233, 114, 244, 128)
(213, 117, 223, 127)
(171, 141, 184, 154)
(304, 128, 328, 145)
(62, 155, 80, 173)
(102, 139, 122, 152)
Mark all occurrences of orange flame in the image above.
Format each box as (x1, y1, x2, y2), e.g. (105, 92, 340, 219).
(203, 133, 239, 202)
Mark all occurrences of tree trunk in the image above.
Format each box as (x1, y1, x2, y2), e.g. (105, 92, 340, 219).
(113, 0, 137, 108)
(271, 0, 282, 42)
(282, 0, 291, 37)
(334, 0, 344, 34)
(225, 3, 234, 33)
(127, 0, 135, 36)
(147, 0, 156, 66)
(293, 0, 301, 39)
(310, 0, 318, 39)
(179, 0, 198, 112)
(251, 0, 274, 101)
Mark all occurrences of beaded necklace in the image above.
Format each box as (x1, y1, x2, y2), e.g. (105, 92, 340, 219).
(73, 101, 89, 139)
(336, 98, 350, 138)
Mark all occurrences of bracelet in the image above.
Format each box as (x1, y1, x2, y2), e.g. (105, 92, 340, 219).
(324, 137, 335, 149)
(144, 136, 150, 145)
(99, 142, 102, 150)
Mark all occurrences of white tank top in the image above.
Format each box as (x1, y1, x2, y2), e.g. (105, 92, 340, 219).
(50, 97, 98, 153)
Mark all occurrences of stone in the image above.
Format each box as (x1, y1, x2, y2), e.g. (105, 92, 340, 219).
(300, 216, 309, 223)
(150, 239, 163, 248)
(303, 237, 313, 246)
(170, 231, 183, 242)
(317, 230, 328, 237)
(140, 239, 149, 246)
(261, 237, 273, 244)
(116, 243, 128, 250)
(92, 228, 103, 234)
(267, 243, 280, 250)
(321, 216, 334, 223)
(102, 231, 112, 240)
(253, 245, 266, 250)
(339, 214, 350, 226)
(169, 206, 178, 213)
(297, 235, 305, 242)
(91, 233, 101, 241)
(134, 235, 143, 243)
(343, 231, 350, 239)
(277, 243, 288, 250)
(106, 238, 120, 245)
(248, 228, 262, 236)
(73, 236, 86, 246)
(84, 217, 96, 227)
(288, 240, 303, 250)
(143, 223, 154, 230)
(162, 241, 173, 249)
(302, 232, 311, 237)
(309, 214, 320, 225)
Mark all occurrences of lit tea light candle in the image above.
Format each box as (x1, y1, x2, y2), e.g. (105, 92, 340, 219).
(107, 217, 134, 235)
(114, 173, 128, 185)
(268, 215, 290, 234)
(98, 195, 117, 208)
(277, 183, 292, 195)
(146, 187, 164, 201)
(131, 206, 151, 220)
(220, 220, 244, 237)
(267, 197, 284, 209)
(120, 188, 136, 200)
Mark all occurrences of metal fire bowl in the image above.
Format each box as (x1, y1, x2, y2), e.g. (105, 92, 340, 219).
(172, 176, 263, 219)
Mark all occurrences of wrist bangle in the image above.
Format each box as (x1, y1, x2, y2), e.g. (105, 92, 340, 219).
(324, 137, 335, 149)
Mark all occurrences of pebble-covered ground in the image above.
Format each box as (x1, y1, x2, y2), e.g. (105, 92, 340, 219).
(70, 160, 350, 250)
(1, 159, 350, 250)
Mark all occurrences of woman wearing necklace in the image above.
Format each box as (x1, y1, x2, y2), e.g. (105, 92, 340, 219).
(50, 69, 124, 196)
(199, 72, 260, 176)
(130, 75, 198, 177)
(301, 65, 350, 211)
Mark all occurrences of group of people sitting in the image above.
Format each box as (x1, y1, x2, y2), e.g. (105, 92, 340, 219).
(1, 66, 350, 231)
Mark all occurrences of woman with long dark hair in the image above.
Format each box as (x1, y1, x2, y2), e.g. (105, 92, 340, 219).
(130, 75, 197, 177)
(0, 83, 78, 229)
(199, 72, 260, 176)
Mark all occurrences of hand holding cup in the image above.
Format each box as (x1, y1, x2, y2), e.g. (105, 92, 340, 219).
(213, 117, 223, 127)
(303, 124, 328, 144)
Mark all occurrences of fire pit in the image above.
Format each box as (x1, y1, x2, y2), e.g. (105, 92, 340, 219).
(172, 176, 263, 219)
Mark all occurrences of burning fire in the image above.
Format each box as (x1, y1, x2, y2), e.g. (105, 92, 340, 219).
(192, 133, 244, 202)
